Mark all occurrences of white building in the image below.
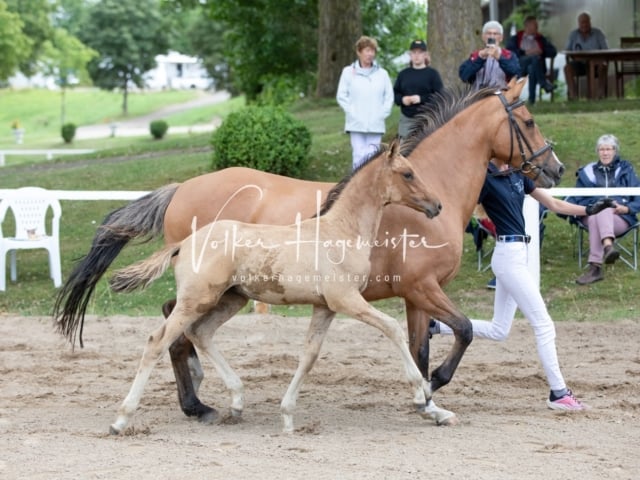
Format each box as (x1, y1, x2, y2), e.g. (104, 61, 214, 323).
(144, 51, 213, 90)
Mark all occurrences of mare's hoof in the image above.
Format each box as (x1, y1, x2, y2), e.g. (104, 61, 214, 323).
(109, 424, 121, 435)
(183, 401, 217, 420)
(198, 407, 220, 425)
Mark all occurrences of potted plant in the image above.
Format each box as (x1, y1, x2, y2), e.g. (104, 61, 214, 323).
(11, 120, 24, 144)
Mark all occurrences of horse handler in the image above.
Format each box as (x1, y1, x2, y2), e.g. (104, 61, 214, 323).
(431, 158, 615, 411)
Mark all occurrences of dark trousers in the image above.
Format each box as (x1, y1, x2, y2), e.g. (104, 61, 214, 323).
(519, 55, 547, 103)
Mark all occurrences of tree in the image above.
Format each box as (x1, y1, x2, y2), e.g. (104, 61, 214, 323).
(427, 0, 482, 89)
(5, 0, 54, 77)
(316, 0, 425, 98)
(0, 0, 32, 80)
(208, 0, 318, 102)
(163, 0, 427, 102)
(316, 0, 361, 98)
(81, 0, 170, 115)
(52, 0, 91, 38)
(41, 28, 98, 125)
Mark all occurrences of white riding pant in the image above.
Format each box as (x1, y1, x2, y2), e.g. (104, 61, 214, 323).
(350, 132, 382, 170)
(440, 241, 566, 391)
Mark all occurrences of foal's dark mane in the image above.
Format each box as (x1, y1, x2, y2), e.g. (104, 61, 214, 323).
(318, 86, 498, 216)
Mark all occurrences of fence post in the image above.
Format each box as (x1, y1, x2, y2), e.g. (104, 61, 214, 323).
(524, 195, 540, 287)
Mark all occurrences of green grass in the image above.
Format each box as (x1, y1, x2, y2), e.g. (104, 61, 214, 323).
(0, 88, 202, 145)
(0, 89, 639, 323)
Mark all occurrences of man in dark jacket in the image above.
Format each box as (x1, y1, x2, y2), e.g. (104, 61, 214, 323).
(459, 20, 521, 90)
(506, 15, 557, 104)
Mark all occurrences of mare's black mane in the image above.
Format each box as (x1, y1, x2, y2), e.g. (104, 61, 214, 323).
(401, 86, 497, 157)
(319, 86, 499, 216)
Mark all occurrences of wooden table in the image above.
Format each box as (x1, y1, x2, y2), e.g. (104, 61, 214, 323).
(563, 48, 640, 99)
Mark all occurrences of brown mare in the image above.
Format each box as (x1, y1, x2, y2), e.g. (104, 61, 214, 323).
(106, 141, 442, 434)
(54, 78, 564, 426)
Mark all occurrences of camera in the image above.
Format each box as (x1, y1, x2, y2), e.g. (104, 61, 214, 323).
(486, 38, 496, 46)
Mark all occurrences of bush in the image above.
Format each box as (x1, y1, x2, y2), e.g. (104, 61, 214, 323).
(211, 106, 311, 177)
(61, 123, 76, 143)
(150, 120, 169, 139)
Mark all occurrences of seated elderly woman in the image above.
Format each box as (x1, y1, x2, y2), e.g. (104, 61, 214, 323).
(568, 134, 640, 285)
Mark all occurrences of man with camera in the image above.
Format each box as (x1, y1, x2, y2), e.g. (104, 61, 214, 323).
(459, 20, 521, 90)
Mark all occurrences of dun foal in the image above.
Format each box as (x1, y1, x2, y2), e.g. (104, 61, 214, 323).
(108, 140, 442, 434)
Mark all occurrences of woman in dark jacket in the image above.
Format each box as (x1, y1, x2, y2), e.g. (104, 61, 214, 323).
(568, 134, 640, 284)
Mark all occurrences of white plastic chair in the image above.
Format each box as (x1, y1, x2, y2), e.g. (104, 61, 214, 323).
(0, 187, 62, 291)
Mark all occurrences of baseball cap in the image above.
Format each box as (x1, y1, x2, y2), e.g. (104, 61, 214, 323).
(409, 39, 427, 51)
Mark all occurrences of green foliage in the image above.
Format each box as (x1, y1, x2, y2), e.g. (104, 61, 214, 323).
(502, 0, 544, 32)
(256, 73, 314, 106)
(60, 122, 76, 143)
(41, 28, 98, 87)
(207, 0, 317, 102)
(211, 106, 311, 177)
(149, 119, 169, 139)
(0, 1, 32, 80)
(5, 0, 54, 77)
(361, 0, 427, 78)
(162, 0, 430, 101)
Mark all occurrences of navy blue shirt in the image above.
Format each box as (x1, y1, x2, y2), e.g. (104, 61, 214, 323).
(478, 163, 536, 236)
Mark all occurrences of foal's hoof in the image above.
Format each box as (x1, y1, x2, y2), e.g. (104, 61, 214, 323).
(417, 400, 459, 426)
(109, 424, 122, 435)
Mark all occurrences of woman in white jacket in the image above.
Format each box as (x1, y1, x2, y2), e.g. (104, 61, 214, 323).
(337, 36, 394, 170)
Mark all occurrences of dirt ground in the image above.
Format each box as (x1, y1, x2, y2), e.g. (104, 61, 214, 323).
(1, 313, 639, 480)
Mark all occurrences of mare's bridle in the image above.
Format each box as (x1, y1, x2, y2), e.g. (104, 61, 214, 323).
(493, 92, 555, 180)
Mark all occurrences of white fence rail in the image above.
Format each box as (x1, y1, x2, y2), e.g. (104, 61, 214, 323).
(524, 187, 640, 286)
(0, 190, 148, 201)
(0, 149, 96, 167)
(1, 187, 638, 288)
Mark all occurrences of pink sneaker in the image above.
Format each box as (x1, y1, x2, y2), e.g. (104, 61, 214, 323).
(547, 390, 588, 411)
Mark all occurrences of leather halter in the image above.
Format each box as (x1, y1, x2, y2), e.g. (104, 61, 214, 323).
(493, 91, 554, 179)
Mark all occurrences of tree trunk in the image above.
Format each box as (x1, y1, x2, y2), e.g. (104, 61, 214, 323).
(428, 0, 482, 90)
(122, 78, 129, 116)
(316, 0, 362, 98)
(122, 82, 129, 117)
(60, 87, 66, 126)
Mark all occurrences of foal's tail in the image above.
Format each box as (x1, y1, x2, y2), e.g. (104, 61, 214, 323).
(109, 244, 181, 293)
(53, 183, 179, 348)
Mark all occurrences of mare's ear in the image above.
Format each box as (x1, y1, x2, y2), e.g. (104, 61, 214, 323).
(505, 76, 526, 101)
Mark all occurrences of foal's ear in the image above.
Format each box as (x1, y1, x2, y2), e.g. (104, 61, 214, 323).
(387, 138, 400, 162)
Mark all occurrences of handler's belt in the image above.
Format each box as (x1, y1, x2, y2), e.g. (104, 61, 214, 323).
(497, 234, 531, 243)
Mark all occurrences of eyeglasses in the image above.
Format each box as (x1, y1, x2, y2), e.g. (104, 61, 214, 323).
(598, 147, 615, 151)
